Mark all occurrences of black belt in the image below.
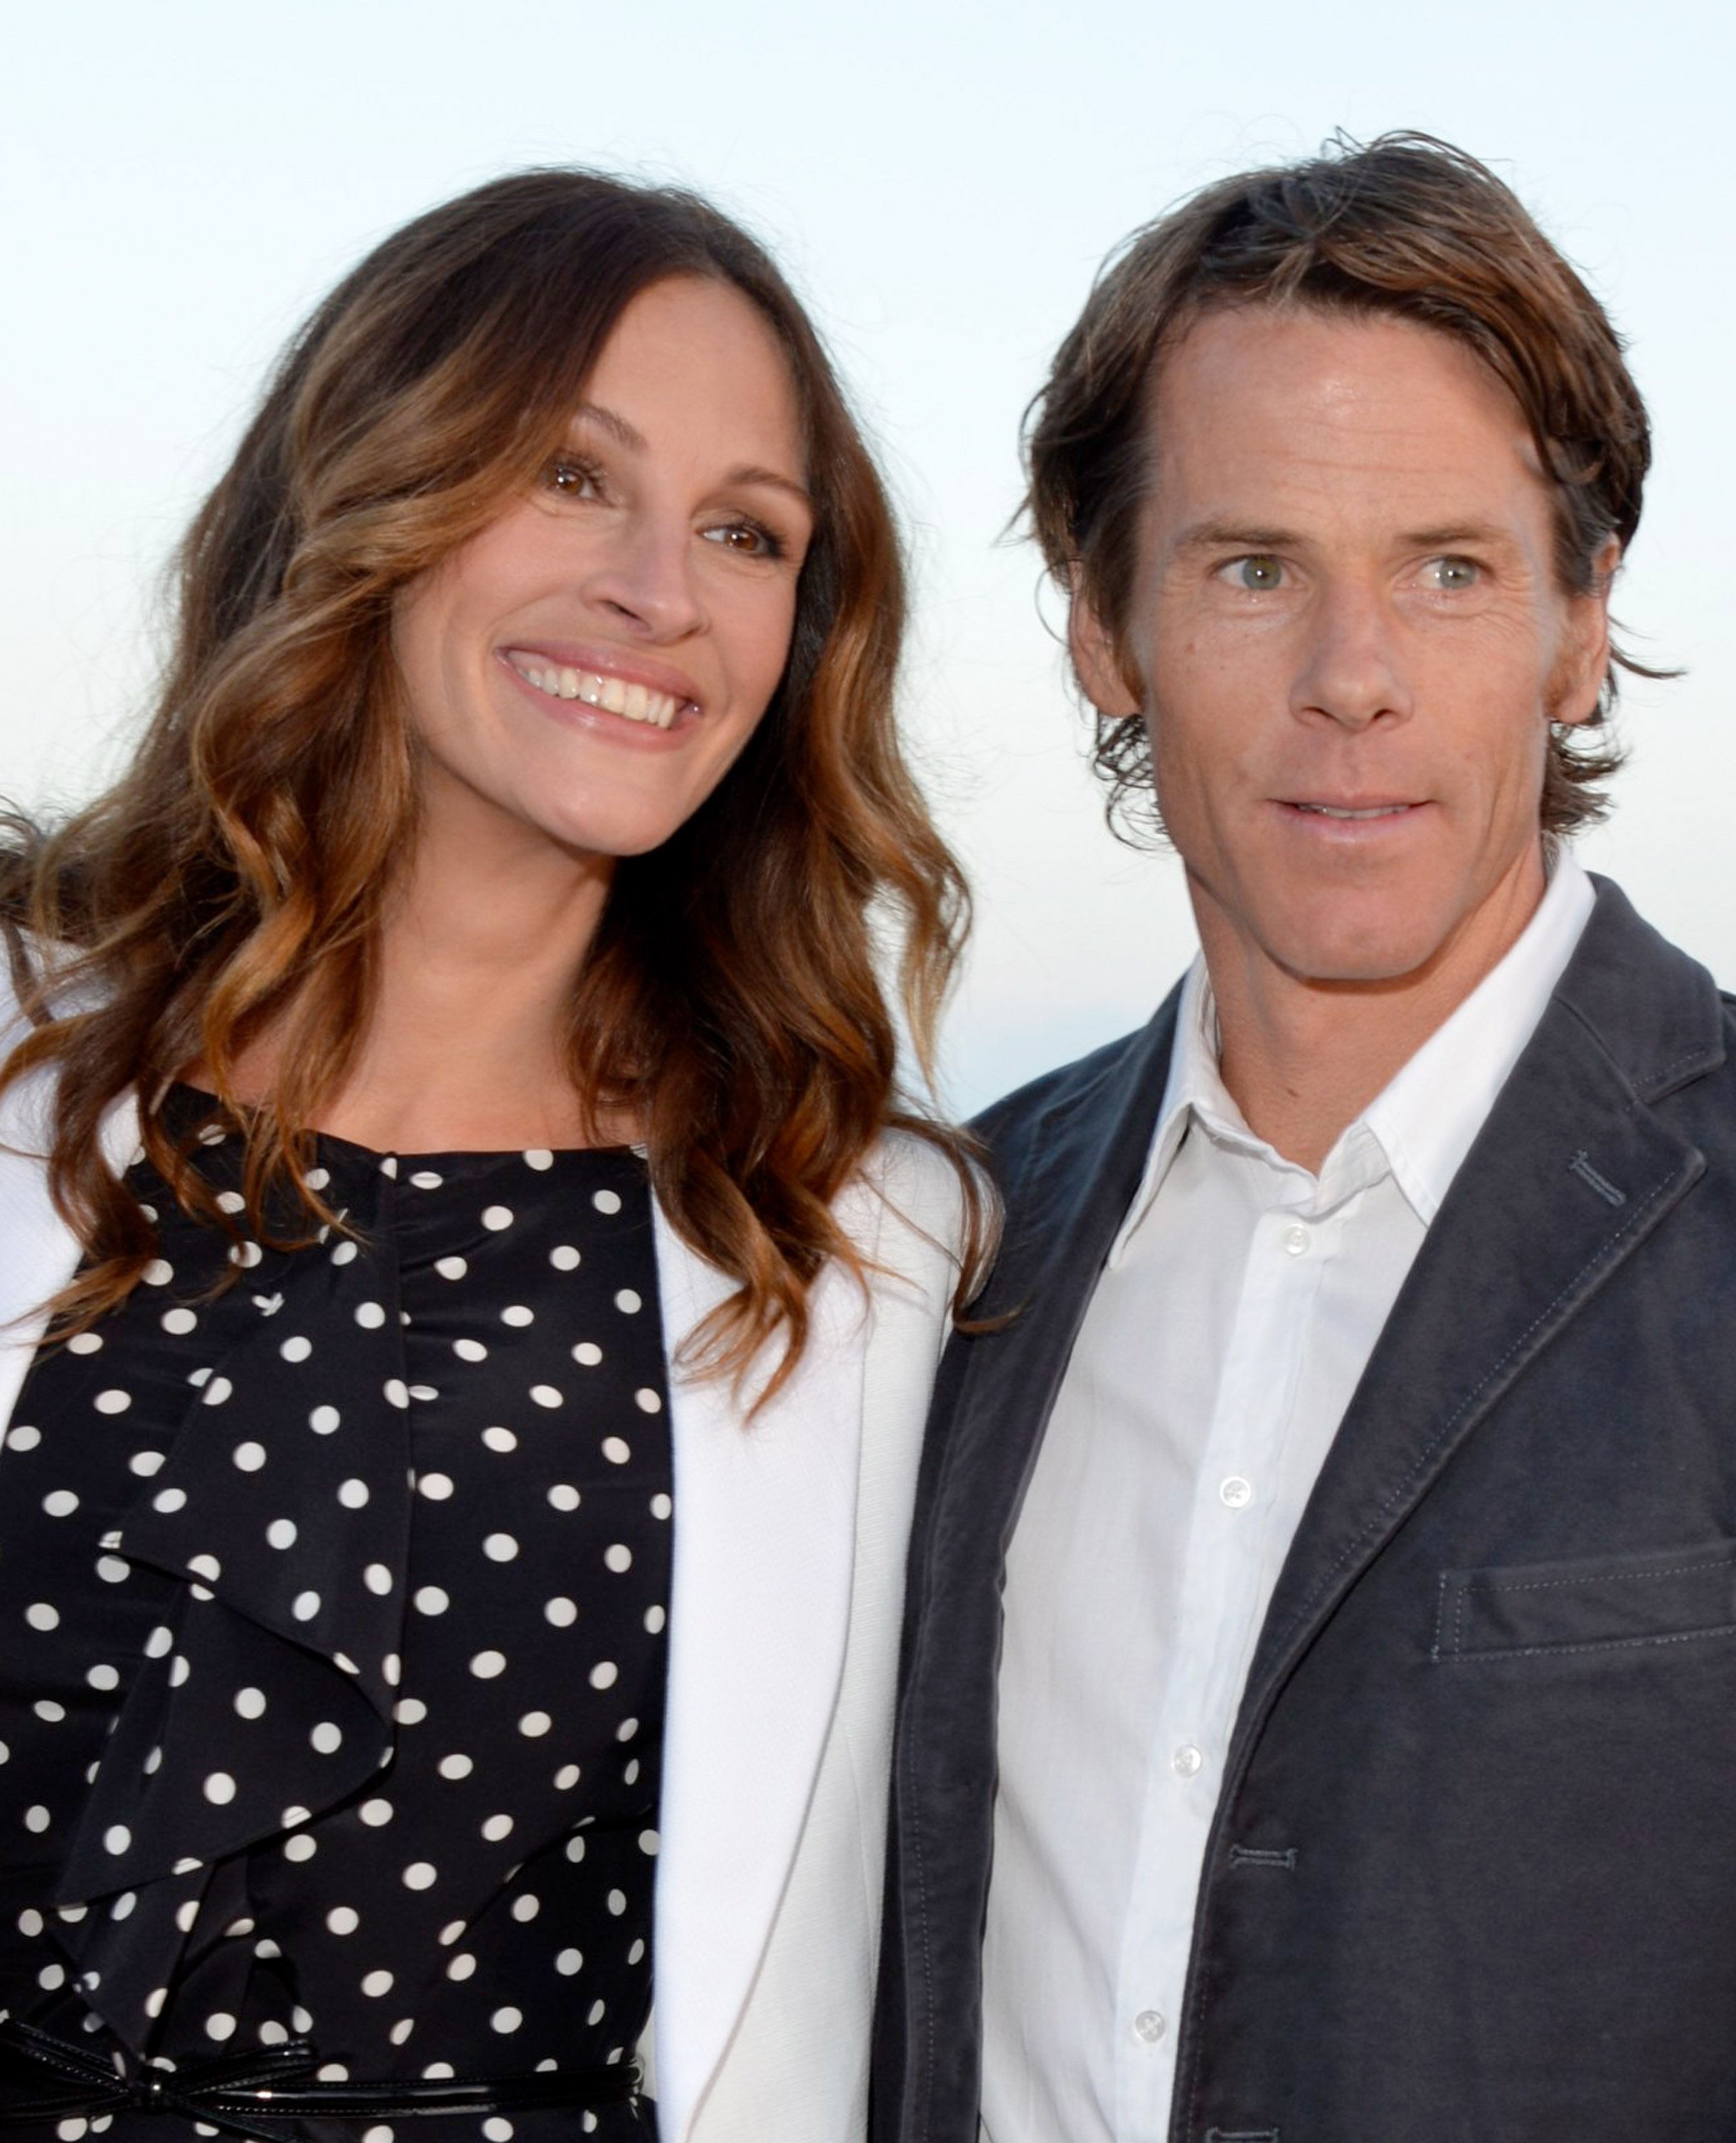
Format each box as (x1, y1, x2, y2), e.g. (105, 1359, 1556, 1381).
(0, 2018, 641, 2139)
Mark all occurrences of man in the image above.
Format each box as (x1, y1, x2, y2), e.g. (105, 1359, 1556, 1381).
(874, 135, 1736, 2141)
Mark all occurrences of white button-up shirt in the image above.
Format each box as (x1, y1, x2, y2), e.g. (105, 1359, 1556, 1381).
(981, 853, 1596, 2143)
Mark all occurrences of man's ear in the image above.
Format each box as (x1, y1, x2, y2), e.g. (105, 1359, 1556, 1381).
(1067, 571, 1143, 719)
(1551, 538, 1620, 729)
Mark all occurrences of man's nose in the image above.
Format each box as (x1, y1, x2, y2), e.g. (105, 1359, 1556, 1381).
(580, 516, 707, 641)
(1289, 579, 1411, 731)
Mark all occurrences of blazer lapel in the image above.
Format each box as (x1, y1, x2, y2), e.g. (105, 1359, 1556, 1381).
(649, 1181, 879, 2143)
(1239, 881, 1723, 1732)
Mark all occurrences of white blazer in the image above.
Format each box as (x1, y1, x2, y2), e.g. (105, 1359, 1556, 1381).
(0, 1011, 964, 2143)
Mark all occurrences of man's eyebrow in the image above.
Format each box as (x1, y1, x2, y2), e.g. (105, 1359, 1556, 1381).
(1397, 521, 1519, 552)
(564, 409, 812, 511)
(1172, 520, 1302, 554)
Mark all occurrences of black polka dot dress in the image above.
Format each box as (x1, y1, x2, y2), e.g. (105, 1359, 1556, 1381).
(0, 1095, 670, 2142)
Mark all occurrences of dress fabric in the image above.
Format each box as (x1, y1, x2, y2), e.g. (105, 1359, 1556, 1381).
(0, 1096, 672, 2142)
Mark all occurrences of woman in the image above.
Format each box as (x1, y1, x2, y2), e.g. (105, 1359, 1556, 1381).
(0, 171, 983, 2143)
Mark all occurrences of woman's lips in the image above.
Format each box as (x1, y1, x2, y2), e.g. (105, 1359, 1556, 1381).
(502, 651, 691, 731)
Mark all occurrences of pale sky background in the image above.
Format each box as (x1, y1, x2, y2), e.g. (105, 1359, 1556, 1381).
(4, 0, 1731, 1114)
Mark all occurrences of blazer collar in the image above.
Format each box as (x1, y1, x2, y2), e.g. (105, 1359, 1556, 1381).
(649, 1177, 882, 2143)
(1239, 874, 1725, 1730)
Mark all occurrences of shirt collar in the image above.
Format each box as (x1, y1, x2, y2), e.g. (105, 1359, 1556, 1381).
(1108, 846, 1597, 1259)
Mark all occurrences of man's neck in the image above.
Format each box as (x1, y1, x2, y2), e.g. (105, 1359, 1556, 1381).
(1196, 856, 1550, 1176)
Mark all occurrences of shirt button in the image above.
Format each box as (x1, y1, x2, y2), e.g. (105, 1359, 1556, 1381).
(1171, 1743, 1203, 1777)
(1282, 1222, 1310, 1257)
(1219, 1476, 1252, 1509)
(1132, 2009, 1167, 2044)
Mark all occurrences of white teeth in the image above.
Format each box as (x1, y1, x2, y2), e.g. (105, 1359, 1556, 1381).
(508, 657, 682, 729)
(1297, 804, 1410, 819)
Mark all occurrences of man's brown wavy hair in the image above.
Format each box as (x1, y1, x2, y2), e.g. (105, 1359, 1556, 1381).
(1024, 131, 1665, 844)
(0, 167, 987, 1392)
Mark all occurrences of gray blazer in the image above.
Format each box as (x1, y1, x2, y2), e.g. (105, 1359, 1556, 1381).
(873, 876, 1736, 2142)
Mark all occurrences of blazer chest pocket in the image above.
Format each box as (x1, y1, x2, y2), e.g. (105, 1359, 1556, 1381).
(1434, 1539, 1736, 1662)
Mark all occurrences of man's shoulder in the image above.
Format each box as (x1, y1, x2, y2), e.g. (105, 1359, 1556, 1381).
(969, 1014, 1169, 1176)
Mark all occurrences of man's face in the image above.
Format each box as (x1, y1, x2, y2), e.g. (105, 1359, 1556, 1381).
(1073, 305, 1613, 1001)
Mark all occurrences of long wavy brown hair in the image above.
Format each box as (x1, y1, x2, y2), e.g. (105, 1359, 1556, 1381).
(0, 168, 987, 1392)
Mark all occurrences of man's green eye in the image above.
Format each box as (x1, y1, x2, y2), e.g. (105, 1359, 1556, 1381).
(1234, 556, 1283, 591)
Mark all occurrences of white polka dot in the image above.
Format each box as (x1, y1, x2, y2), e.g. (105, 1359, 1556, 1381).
(33, 1700, 64, 1722)
(5, 1425, 40, 1452)
(359, 1798, 394, 1827)
(160, 1307, 197, 1335)
(484, 1533, 518, 1562)
(26, 1807, 51, 1834)
(361, 1970, 394, 1998)
(87, 1664, 119, 1692)
(489, 2007, 523, 2035)
(206, 2013, 236, 2042)
(310, 1722, 343, 1755)
(393, 1698, 427, 1724)
(362, 2126, 393, 2143)
(482, 1427, 517, 1453)
(592, 1189, 622, 1216)
(544, 1597, 577, 1628)
(639, 1829, 660, 1856)
(421, 2064, 454, 2079)
(500, 1304, 534, 1328)
(384, 1379, 409, 1409)
(438, 1921, 467, 1945)
(607, 1888, 627, 1917)
(151, 1486, 186, 1514)
(482, 1206, 514, 1232)
(326, 1907, 359, 1935)
(435, 1255, 468, 1281)
(550, 1245, 582, 1272)
(469, 1650, 507, 1679)
(129, 1450, 165, 1477)
(604, 1544, 632, 1573)
(96, 1556, 131, 1584)
(644, 1604, 667, 1634)
(111, 1890, 136, 1920)
(389, 2019, 414, 2047)
(331, 1241, 359, 1266)
(554, 1764, 582, 1790)
(510, 1894, 540, 1923)
(188, 1553, 221, 1582)
(144, 1625, 173, 1658)
(339, 1479, 370, 1509)
(408, 1383, 438, 1403)
(634, 1387, 662, 1414)
(650, 1493, 673, 1521)
(409, 1170, 444, 1190)
(203, 1377, 234, 1408)
(216, 1191, 246, 1215)
(416, 1472, 453, 1501)
(447, 1953, 476, 1982)
(18, 1909, 43, 1935)
(266, 1519, 297, 1550)
(601, 1438, 631, 1465)
(306, 1167, 330, 1191)
(586, 1999, 605, 2024)
(414, 1586, 449, 1617)
(547, 1484, 580, 1512)
(530, 1384, 563, 1409)
(556, 1947, 583, 1975)
(261, 2022, 289, 2045)
(310, 1406, 341, 1434)
(589, 1662, 619, 1690)
(482, 1814, 514, 1842)
(291, 1591, 321, 1622)
(230, 1240, 263, 1269)
(437, 1751, 474, 1782)
(354, 1302, 386, 1329)
(485, 2119, 515, 2142)
(518, 1712, 552, 1738)
(454, 1338, 488, 1363)
(280, 1335, 312, 1363)
(142, 1260, 174, 1287)
(203, 1773, 236, 1805)
(364, 1563, 392, 1597)
(41, 1491, 78, 1518)
(235, 1689, 266, 1721)
(94, 1390, 132, 1415)
(231, 1440, 265, 1472)
(523, 1149, 554, 1172)
(26, 1602, 59, 1631)
(39, 1961, 66, 1989)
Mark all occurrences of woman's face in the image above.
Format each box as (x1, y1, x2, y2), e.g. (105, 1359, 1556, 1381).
(392, 274, 814, 866)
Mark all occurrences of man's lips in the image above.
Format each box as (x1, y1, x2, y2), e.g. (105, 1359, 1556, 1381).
(1276, 798, 1426, 820)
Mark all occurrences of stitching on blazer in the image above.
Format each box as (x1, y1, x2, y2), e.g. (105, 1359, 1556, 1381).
(1437, 1621, 1736, 1665)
